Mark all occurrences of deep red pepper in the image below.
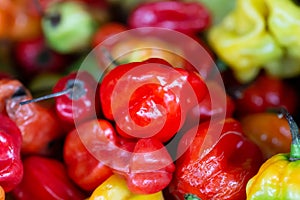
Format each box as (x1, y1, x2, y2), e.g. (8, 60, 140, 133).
(100, 58, 207, 143)
(183, 80, 235, 130)
(169, 118, 264, 200)
(0, 114, 23, 192)
(63, 119, 115, 191)
(116, 138, 175, 194)
(11, 155, 86, 200)
(128, 1, 211, 35)
(53, 71, 100, 129)
(69, 118, 175, 194)
(127, 139, 175, 194)
(232, 73, 298, 117)
(13, 36, 67, 78)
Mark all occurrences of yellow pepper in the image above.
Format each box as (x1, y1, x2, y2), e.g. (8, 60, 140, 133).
(89, 174, 165, 200)
(207, 0, 300, 83)
(246, 110, 300, 199)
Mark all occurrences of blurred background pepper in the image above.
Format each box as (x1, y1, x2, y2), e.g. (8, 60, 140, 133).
(207, 0, 300, 83)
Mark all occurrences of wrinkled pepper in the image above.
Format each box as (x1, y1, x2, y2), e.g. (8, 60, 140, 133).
(89, 174, 164, 200)
(63, 119, 115, 191)
(2, 79, 64, 155)
(73, 118, 174, 194)
(0, 114, 23, 192)
(169, 118, 264, 200)
(246, 110, 300, 199)
(208, 0, 300, 83)
(240, 112, 292, 160)
(100, 58, 207, 143)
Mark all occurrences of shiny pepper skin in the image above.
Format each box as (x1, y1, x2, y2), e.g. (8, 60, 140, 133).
(53, 71, 100, 128)
(123, 138, 175, 194)
(128, 1, 211, 35)
(12, 156, 86, 200)
(240, 112, 292, 160)
(234, 74, 298, 117)
(170, 118, 264, 200)
(0, 114, 23, 192)
(100, 58, 207, 143)
(246, 153, 300, 200)
(63, 119, 115, 191)
(0, 78, 63, 155)
(183, 80, 235, 130)
(246, 110, 300, 199)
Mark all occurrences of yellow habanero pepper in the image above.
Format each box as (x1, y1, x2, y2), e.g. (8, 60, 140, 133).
(246, 110, 300, 199)
(89, 174, 164, 200)
(207, 0, 300, 83)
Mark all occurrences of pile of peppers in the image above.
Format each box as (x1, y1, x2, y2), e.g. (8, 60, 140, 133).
(0, 0, 300, 200)
(208, 0, 300, 83)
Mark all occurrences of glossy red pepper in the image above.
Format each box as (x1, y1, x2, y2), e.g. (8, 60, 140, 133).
(0, 79, 63, 155)
(240, 112, 292, 160)
(169, 118, 264, 200)
(53, 71, 100, 128)
(70, 118, 175, 194)
(0, 114, 23, 192)
(11, 155, 86, 200)
(232, 73, 298, 117)
(128, 1, 211, 35)
(100, 58, 207, 143)
(122, 138, 175, 194)
(63, 119, 115, 191)
(183, 80, 235, 130)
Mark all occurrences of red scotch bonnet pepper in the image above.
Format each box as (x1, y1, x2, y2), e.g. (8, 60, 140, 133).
(0, 79, 63, 155)
(0, 114, 23, 192)
(53, 71, 100, 128)
(128, 1, 211, 36)
(11, 156, 85, 200)
(169, 118, 264, 200)
(100, 58, 208, 143)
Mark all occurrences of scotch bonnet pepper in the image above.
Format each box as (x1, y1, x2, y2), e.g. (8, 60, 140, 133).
(0, 114, 23, 192)
(100, 58, 207, 143)
(246, 111, 300, 199)
(208, 0, 300, 83)
(89, 174, 164, 200)
(170, 118, 264, 200)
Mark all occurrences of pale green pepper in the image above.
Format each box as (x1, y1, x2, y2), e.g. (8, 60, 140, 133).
(208, 0, 300, 83)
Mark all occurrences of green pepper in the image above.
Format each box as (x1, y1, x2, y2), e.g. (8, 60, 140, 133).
(246, 110, 300, 199)
(207, 0, 300, 83)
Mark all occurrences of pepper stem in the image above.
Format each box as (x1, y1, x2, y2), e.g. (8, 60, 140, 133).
(184, 194, 201, 200)
(19, 79, 86, 105)
(279, 108, 300, 161)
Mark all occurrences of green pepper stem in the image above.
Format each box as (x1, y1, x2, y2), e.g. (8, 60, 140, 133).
(184, 194, 201, 200)
(280, 108, 300, 161)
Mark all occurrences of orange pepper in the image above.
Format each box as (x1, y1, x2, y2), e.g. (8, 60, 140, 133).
(240, 112, 292, 160)
(0, 0, 42, 41)
(0, 186, 4, 200)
